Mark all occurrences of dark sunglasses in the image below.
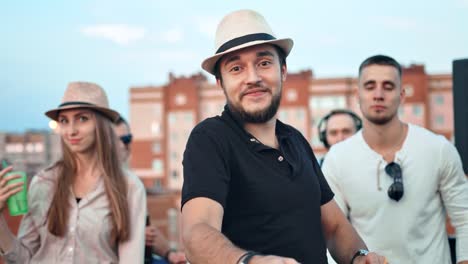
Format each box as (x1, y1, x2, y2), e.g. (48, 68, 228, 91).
(385, 162, 404, 201)
(120, 134, 133, 145)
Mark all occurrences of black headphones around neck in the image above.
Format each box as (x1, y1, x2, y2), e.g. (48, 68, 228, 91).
(317, 109, 362, 148)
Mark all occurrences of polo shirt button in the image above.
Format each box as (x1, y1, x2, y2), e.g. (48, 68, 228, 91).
(250, 138, 256, 142)
(278, 156, 284, 162)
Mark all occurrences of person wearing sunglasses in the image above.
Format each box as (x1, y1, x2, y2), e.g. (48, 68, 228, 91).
(114, 116, 186, 264)
(322, 55, 468, 264)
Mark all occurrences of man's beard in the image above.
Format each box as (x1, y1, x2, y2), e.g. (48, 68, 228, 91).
(227, 87, 282, 123)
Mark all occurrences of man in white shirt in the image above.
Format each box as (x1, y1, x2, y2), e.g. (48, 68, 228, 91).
(322, 54, 468, 264)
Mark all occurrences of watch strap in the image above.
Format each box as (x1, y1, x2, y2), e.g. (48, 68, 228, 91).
(350, 249, 369, 264)
(238, 251, 260, 264)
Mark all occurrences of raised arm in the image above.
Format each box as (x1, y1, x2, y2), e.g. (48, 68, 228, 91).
(181, 197, 244, 264)
(182, 197, 299, 264)
(0, 168, 46, 263)
(0, 166, 23, 255)
(321, 200, 385, 264)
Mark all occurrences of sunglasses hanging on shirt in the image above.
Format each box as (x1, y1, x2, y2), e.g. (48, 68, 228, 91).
(385, 162, 404, 202)
(120, 134, 133, 145)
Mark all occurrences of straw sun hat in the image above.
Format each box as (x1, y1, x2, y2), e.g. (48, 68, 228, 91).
(201, 9, 294, 75)
(45, 81, 120, 122)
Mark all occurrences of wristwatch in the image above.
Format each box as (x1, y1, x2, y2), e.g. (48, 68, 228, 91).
(238, 251, 260, 264)
(350, 249, 369, 264)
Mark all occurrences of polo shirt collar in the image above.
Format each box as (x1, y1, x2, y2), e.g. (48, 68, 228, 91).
(220, 105, 293, 150)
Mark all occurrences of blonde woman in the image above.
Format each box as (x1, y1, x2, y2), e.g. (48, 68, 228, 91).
(0, 82, 146, 263)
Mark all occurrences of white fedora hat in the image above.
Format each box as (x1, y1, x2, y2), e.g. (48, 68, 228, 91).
(45, 81, 120, 122)
(201, 9, 294, 75)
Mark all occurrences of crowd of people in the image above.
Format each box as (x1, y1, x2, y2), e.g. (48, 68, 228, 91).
(1, 8, 467, 264)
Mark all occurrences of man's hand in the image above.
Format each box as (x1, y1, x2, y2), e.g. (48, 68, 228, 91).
(166, 250, 187, 264)
(249, 254, 300, 264)
(353, 252, 387, 264)
(145, 226, 157, 245)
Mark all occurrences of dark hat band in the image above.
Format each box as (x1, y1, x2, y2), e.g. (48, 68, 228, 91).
(215, 33, 276, 54)
(59, 101, 96, 107)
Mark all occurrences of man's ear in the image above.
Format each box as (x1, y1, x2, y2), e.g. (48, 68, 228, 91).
(216, 78, 223, 88)
(399, 84, 406, 105)
(281, 64, 287, 82)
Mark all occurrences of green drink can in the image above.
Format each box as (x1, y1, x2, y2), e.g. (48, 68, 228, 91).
(5, 171, 28, 216)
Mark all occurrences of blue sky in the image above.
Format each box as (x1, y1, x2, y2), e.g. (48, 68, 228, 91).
(1, 0, 467, 132)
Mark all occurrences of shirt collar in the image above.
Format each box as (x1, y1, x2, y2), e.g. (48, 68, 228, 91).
(220, 104, 293, 147)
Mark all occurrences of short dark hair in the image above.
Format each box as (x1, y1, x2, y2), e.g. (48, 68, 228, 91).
(115, 115, 129, 127)
(214, 44, 287, 82)
(317, 109, 362, 149)
(358, 55, 402, 77)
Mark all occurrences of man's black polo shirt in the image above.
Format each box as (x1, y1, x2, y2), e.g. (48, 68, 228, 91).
(182, 106, 334, 264)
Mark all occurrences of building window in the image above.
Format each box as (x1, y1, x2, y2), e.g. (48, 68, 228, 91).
(412, 105, 422, 116)
(311, 135, 321, 147)
(152, 159, 163, 174)
(171, 133, 178, 143)
(152, 142, 161, 153)
(278, 111, 287, 121)
(296, 109, 304, 120)
(404, 85, 414, 97)
(25, 143, 34, 153)
(168, 114, 176, 124)
(6, 143, 23, 153)
(167, 208, 178, 247)
(309, 96, 346, 110)
(151, 122, 161, 135)
(398, 107, 404, 117)
(435, 95, 444, 105)
(436, 115, 445, 125)
(175, 94, 187, 106)
(154, 179, 162, 189)
(185, 113, 193, 123)
(34, 143, 44, 152)
(154, 105, 162, 116)
(171, 170, 178, 179)
(286, 89, 298, 102)
(311, 116, 318, 126)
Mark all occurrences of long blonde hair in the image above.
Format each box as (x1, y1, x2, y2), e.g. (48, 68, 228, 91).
(47, 111, 130, 242)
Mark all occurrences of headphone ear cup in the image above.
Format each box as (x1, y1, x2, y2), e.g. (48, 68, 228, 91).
(356, 121, 362, 131)
(319, 130, 329, 148)
(356, 116, 363, 131)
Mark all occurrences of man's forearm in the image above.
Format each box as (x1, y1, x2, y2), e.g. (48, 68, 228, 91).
(327, 220, 367, 264)
(183, 222, 244, 264)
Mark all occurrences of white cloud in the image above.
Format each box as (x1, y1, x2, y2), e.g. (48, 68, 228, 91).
(457, 0, 468, 8)
(378, 16, 418, 31)
(376, 16, 444, 35)
(161, 28, 184, 43)
(157, 49, 198, 61)
(194, 16, 219, 39)
(316, 35, 340, 46)
(81, 24, 146, 45)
